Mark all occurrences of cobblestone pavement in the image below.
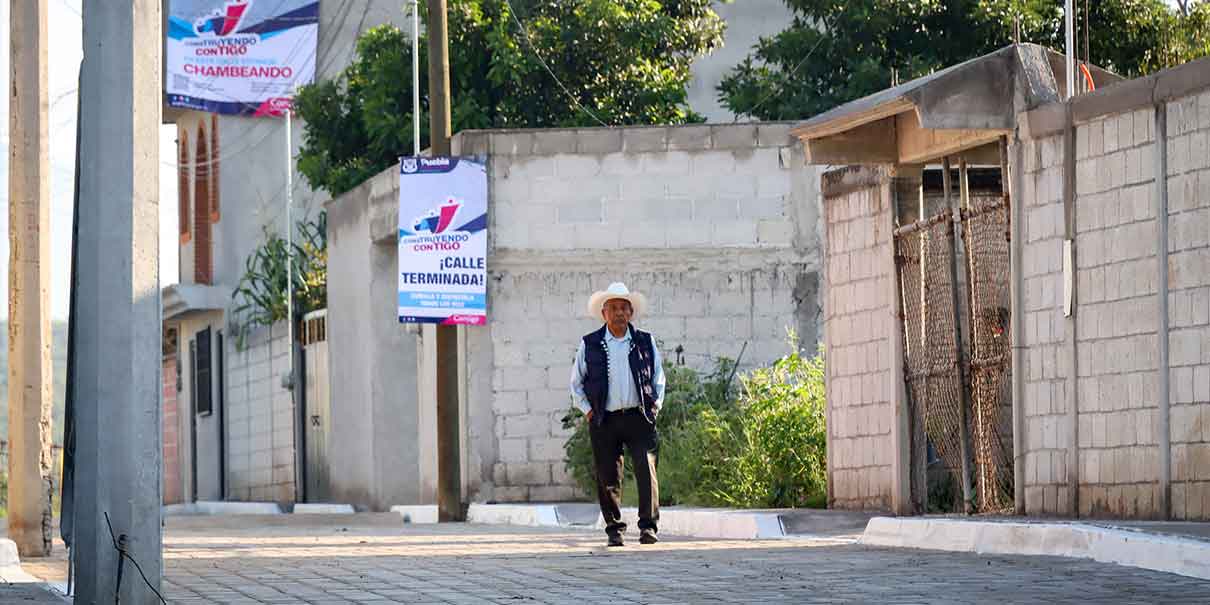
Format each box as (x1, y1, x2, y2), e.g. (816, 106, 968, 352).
(151, 516, 1210, 604)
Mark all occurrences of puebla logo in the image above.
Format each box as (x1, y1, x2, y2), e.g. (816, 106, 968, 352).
(195, 0, 251, 37)
(402, 158, 418, 174)
(412, 198, 462, 235)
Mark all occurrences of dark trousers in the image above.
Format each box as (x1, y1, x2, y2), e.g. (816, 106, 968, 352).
(590, 408, 659, 536)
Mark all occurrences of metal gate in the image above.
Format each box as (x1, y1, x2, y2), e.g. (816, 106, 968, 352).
(302, 309, 330, 502)
(893, 152, 1014, 514)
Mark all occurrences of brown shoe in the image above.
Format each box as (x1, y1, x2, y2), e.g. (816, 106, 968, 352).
(607, 533, 624, 547)
(639, 530, 659, 544)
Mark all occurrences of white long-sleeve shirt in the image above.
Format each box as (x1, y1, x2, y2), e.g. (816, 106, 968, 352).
(569, 327, 665, 415)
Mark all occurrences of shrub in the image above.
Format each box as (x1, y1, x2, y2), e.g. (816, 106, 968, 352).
(561, 340, 828, 509)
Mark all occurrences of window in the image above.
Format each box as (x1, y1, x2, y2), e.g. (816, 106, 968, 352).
(194, 327, 213, 416)
(209, 114, 220, 222)
(194, 124, 213, 284)
(178, 129, 190, 243)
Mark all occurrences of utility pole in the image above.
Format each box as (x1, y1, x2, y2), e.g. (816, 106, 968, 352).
(74, 1, 164, 601)
(7, 0, 54, 557)
(427, 0, 462, 522)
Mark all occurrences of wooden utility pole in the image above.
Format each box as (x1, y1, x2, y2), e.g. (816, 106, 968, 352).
(8, 0, 55, 557)
(427, 0, 462, 522)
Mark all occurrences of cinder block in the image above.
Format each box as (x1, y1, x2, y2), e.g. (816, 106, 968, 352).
(556, 200, 604, 224)
(576, 129, 623, 154)
(504, 414, 551, 439)
(643, 199, 693, 221)
(528, 438, 565, 463)
(712, 221, 758, 247)
(493, 486, 529, 502)
(667, 222, 712, 247)
(667, 124, 712, 151)
(690, 150, 739, 175)
(623, 127, 668, 153)
(600, 152, 641, 176)
(618, 222, 668, 248)
(555, 155, 603, 178)
(499, 438, 528, 463)
(1134, 108, 1153, 144)
(711, 124, 757, 149)
(694, 198, 739, 220)
(743, 195, 787, 220)
(642, 151, 693, 175)
(573, 223, 622, 248)
(530, 485, 578, 501)
(1104, 115, 1120, 153)
(619, 176, 670, 202)
(757, 220, 794, 247)
(532, 130, 578, 155)
(756, 123, 793, 148)
(492, 132, 535, 155)
(665, 175, 719, 199)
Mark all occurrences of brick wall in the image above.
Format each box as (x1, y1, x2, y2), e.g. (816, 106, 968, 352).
(821, 167, 895, 510)
(1166, 90, 1210, 520)
(162, 352, 182, 505)
(452, 124, 823, 502)
(225, 321, 296, 502)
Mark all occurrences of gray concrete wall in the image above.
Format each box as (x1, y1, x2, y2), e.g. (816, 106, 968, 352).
(224, 321, 297, 502)
(1014, 69, 1210, 519)
(687, 0, 795, 122)
(326, 123, 823, 506)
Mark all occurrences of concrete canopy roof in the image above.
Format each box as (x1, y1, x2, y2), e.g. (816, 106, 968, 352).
(162, 283, 232, 320)
(791, 44, 1121, 165)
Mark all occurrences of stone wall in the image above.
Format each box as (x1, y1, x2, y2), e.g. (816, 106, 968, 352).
(819, 167, 897, 511)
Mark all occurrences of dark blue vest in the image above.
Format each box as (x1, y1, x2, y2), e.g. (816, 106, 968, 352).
(581, 324, 657, 425)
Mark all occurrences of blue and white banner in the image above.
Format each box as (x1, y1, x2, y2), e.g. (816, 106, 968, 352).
(165, 0, 318, 116)
(398, 157, 489, 325)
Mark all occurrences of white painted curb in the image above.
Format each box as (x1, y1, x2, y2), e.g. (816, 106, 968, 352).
(163, 501, 283, 515)
(466, 504, 562, 527)
(861, 517, 1210, 580)
(390, 505, 439, 524)
(293, 503, 356, 514)
(594, 507, 786, 540)
(0, 539, 20, 568)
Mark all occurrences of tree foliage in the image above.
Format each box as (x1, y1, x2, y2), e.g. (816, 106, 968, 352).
(231, 212, 327, 347)
(719, 0, 1210, 121)
(296, 0, 725, 196)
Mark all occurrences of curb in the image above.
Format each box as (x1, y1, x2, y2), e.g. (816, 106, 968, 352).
(164, 501, 283, 516)
(861, 517, 1210, 580)
(595, 507, 786, 540)
(293, 503, 355, 514)
(466, 504, 562, 527)
(390, 505, 439, 524)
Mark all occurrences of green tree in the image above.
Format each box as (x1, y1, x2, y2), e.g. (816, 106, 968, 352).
(296, 0, 725, 196)
(719, 0, 1210, 122)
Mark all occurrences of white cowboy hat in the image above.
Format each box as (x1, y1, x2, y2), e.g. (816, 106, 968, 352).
(586, 282, 647, 319)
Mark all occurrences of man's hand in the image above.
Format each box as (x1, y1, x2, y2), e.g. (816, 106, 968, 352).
(585, 410, 593, 424)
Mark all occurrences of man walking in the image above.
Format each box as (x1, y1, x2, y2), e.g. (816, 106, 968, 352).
(570, 282, 665, 547)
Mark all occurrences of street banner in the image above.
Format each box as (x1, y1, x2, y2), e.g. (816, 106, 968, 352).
(166, 0, 318, 116)
(398, 156, 489, 325)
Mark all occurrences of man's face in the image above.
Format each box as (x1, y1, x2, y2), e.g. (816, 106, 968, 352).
(601, 298, 633, 331)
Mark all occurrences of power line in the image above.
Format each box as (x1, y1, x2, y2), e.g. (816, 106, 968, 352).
(502, 0, 608, 127)
(732, 33, 826, 122)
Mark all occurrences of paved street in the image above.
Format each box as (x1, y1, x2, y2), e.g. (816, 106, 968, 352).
(146, 515, 1210, 604)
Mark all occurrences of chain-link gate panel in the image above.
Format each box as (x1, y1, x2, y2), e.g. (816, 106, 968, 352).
(963, 197, 1014, 513)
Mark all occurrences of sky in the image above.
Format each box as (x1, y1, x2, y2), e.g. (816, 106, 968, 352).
(0, 0, 179, 321)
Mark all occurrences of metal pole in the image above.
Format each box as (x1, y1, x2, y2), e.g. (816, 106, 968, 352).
(412, 0, 421, 157)
(286, 110, 295, 370)
(427, 0, 462, 522)
(1065, 0, 1076, 99)
(944, 157, 976, 514)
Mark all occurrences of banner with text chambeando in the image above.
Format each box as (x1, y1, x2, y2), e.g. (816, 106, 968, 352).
(166, 0, 318, 116)
(398, 157, 489, 325)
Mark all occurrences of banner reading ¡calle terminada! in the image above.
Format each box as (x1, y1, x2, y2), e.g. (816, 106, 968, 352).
(165, 0, 318, 117)
(398, 157, 489, 325)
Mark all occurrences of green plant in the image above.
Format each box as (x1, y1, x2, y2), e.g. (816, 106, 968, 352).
(231, 212, 327, 347)
(296, 0, 726, 196)
(561, 340, 829, 509)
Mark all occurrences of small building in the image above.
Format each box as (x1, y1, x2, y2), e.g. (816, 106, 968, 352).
(795, 43, 1210, 520)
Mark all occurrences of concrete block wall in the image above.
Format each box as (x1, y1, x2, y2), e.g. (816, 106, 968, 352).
(1073, 108, 1163, 517)
(1166, 90, 1210, 520)
(1019, 133, 1073, 515)
(453, 124, 822, 503)
(821, 168, 895, 511)
(225, 321, 296, 502)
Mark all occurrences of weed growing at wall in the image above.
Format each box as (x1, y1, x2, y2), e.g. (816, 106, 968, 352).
(231, 212, 327, 348)
(562, 339, 827, 508)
